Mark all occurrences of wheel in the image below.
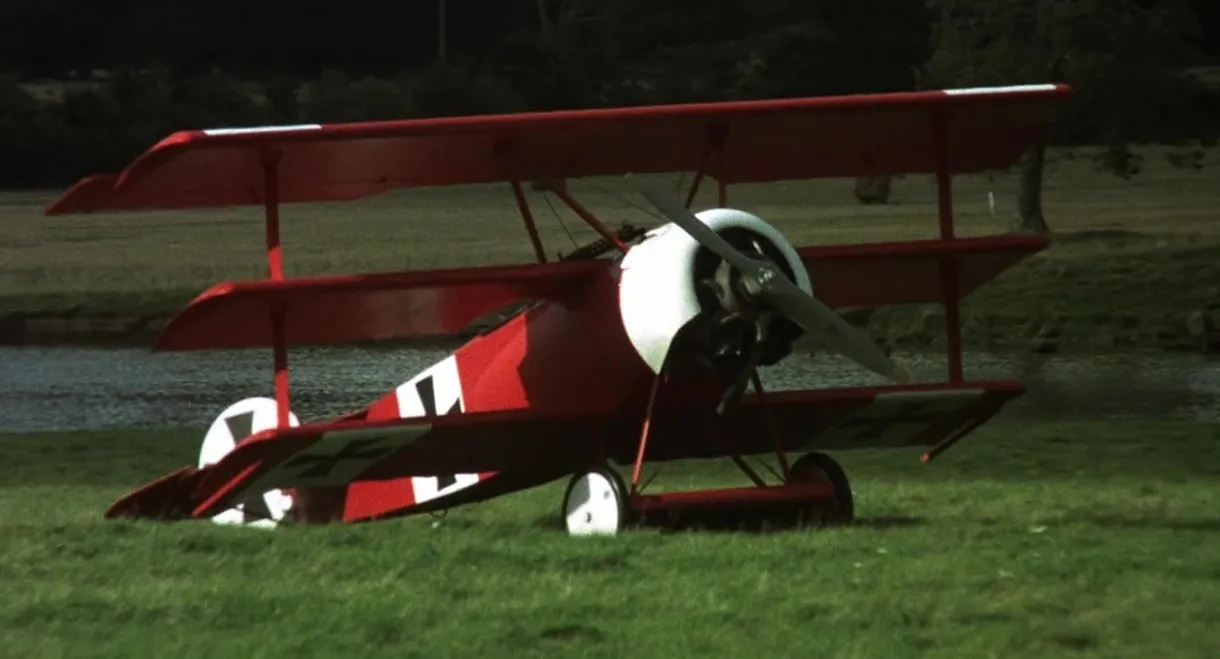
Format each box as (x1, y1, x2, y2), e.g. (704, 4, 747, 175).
(788, 452, 854, 526)
(562, 466, 630, 536)
(199, 396, 298, 529)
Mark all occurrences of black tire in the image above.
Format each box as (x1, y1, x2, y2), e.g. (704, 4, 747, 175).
(788, 452, 855, 526)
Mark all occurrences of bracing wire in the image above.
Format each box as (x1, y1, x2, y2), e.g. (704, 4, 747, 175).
(540, 190, 580, 250)
(539, 171, 699, 256)
(585, 177, 667, 224)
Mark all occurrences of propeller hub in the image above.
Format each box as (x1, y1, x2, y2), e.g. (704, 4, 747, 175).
(684, 228, 804, 371)
(749, 266, 778, 295)
(619, 189, 908, 389)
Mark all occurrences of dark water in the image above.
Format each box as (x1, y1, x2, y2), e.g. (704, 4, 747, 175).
(1, 346, 1218, 434)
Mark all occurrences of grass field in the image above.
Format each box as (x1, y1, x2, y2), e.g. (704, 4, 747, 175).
(2, 144, 1219, 349)
(2, 417, 1220, 658)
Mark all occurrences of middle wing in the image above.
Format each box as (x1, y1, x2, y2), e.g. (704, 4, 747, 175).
(154, 258, 610, 349)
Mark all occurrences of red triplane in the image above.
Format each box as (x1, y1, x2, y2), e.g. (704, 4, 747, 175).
(47, 83, 1071, 534)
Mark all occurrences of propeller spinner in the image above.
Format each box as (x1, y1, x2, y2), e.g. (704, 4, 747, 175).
(637, 184, 910, 386)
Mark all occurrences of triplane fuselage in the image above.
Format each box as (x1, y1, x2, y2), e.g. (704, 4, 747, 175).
(46, 83, 1072, 534)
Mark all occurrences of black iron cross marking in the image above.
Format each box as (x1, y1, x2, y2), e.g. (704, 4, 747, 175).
(241, 490, 274, 521)
(834, 400, 960, 442)
(415, 375, 462, 417)
(413, 375, 462, 490)
(282, 437, 401, 481)
(225, 411, 255, 442)
(222, 410, 273, 520)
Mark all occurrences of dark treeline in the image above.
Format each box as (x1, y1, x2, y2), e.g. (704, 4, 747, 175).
(2, 0, 1218, 195)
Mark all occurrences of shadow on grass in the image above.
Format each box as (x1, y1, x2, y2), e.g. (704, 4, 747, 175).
(533, 508, 926, 535)
(1052, 228, 1152, 244)
(652, 510, 927, 534)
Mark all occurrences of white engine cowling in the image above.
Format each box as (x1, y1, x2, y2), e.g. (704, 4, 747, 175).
(617, 208, 813, 374)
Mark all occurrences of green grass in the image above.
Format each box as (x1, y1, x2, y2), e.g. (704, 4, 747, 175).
(2, 144, 1219, 349)
(3, 418, 1220, 657)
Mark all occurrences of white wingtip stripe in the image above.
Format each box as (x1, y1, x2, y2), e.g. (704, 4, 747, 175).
(202, 124, 323, 136)
(942, 84, 1059, 96)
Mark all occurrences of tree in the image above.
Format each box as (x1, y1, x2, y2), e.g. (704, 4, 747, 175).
(921, 0, 1203, 233)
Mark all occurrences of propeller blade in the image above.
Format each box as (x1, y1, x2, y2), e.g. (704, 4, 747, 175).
(759, 275, 910, 384)
(636, 181, 909, 384)
(637, 185, 767, 281)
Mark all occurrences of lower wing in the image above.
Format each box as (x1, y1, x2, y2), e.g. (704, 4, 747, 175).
(105, 410, 620, 522)
(105, 382, 1020, 522)
(631, 381, 1024, 463)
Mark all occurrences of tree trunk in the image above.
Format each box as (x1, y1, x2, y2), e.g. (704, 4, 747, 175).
(853, 175, 891, 204)
(1014, 140, 1050, 233)
(535, 0, 555, 49)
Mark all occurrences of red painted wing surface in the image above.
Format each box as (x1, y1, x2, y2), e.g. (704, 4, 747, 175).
(799, 234, 1048, 308)
(154, 259, 611, 350)
(105, 382, 1021, 522)
(148, 231, 1046, 351)
(46, 85, 1070, 214)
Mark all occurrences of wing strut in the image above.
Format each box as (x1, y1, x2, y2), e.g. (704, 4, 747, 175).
(932, 112, 964, 383)
(684, 170, 704, 209)
(542, 177, 628, 254)
(684, 126, 728, 209)
(750, 371, 791, 480)
(262, 152, 291, 428)
(510, 180, 548, 264)
(628, 374, 663, 495)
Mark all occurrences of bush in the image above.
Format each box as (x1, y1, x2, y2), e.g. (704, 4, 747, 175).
(302, 69, 414, 123)
(168, 70, 271, 129)
(0, 66, 536, 188)
(406, 62, 528, 118)
(0, 76, 60, 186)
(0, 69, 259, 187)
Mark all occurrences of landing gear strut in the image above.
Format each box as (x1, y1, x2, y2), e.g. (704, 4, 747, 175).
(556, 452, 855, 536)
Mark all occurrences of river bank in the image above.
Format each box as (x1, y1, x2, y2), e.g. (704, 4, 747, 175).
(3, 229, 1218, 352)
(6, 343, 1217, 433)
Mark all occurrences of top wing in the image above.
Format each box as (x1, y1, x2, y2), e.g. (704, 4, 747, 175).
(46, 84, 1071, 215)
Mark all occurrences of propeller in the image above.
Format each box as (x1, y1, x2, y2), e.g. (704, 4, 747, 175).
(637, 183, 910, 385)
